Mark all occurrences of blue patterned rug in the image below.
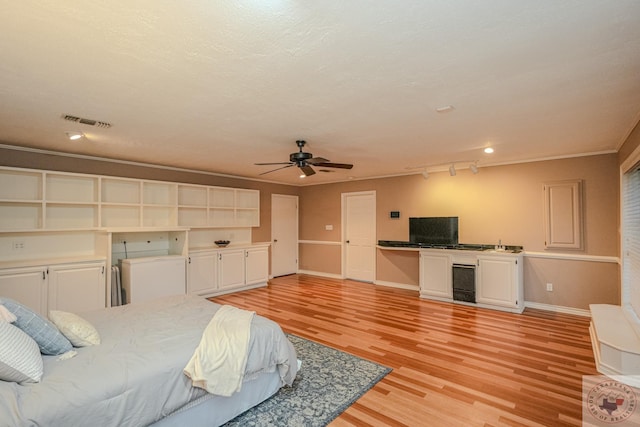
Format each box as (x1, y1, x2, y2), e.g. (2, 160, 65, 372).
(223, 334, 391, 427)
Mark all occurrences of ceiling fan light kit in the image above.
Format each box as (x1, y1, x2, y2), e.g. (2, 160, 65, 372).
(255, 140, 353, 177)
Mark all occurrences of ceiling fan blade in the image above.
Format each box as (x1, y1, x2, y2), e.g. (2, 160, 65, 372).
(258, 164, 294, 175)
(255, 162, 293, 166)
(307, 157, 330, 165)
(310, 162, 353, 170)
(300, 165, 316, 176)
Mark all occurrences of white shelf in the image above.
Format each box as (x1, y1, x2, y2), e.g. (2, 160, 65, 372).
(143, 182, 177, 205)
(101, 178, 140, 204)
(0, 167, 260, 231)
(0, 169, 42, 200)
(46, 173, 98, 203)
(178, 184, 207, 207)
(45, 203, 99, 229)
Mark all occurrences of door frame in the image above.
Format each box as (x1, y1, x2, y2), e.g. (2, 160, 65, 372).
(341, 190, 376, 280)
(271, 194, 299, 278)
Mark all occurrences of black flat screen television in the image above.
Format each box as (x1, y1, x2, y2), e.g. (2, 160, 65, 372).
(409, 217, 458, 246)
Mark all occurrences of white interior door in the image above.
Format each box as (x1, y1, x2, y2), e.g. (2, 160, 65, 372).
(343, 191, 376, 282)
(271, 194, 298, 277)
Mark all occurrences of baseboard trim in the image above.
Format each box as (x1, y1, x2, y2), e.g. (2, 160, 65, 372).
(524, 301, 591, 317)
(297, 269, 343, 280)
(374, 280, 419, 291)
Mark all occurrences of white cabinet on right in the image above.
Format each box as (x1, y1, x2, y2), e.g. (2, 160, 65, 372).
(476, 254, 524, 313)
(245, 246, 269, 286)
(187, 244, 270, 297)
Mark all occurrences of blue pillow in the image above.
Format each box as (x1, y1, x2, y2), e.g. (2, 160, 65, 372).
(0, 298, 72, 355)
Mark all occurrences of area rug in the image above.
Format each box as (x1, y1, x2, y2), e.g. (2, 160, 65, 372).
(223, 334, 391, 427)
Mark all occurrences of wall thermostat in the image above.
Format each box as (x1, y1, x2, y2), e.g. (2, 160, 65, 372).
(390, 211, 400, 219)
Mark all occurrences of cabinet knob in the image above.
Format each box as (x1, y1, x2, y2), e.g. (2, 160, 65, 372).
(346, 240, 350, 244)
(273, 239, 278, 243)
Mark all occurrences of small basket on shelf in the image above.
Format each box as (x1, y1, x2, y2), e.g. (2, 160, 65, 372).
(214, 240, 230, 247)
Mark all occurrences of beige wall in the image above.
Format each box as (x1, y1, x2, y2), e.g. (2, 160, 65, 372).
(0, 146, 621, 310)
(299, 153, 620, 310)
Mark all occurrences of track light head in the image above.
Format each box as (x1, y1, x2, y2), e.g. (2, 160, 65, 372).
(449, 164, 456, 176)
(422, 171, 429, 180)
(470, 163, 479, 174)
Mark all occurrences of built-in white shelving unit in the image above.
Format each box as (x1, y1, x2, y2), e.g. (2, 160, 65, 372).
(0, 166, 264, 312)
(0, 167, 260, 232)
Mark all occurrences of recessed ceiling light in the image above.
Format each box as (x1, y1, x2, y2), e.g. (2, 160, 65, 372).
(484, 147, 494, 154)
(435, 105, 454, 113)
(66, 131, 84, 141)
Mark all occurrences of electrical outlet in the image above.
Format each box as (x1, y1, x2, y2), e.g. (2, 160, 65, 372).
(12, 241, 25, 250)
(546, 283, 553, 292)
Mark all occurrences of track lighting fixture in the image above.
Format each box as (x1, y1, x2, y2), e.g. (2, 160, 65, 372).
(417, 160, 478, 178)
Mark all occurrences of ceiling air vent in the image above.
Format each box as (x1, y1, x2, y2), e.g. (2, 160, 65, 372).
(62, 114, 112, 128)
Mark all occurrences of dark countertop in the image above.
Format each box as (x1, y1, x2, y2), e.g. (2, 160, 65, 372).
(377, 240, 523, 253)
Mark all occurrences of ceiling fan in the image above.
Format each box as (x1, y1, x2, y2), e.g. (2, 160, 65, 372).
(255, 140, 353, 176)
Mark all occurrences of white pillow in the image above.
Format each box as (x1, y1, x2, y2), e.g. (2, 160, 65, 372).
(48, 311, 101, 347)
(0, 321, 43, 383)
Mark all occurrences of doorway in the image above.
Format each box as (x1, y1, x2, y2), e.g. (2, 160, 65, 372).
(342, 191, 376, 282)
(271, 194, 298, 277)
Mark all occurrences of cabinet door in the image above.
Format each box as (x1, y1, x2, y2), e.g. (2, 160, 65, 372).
(477, 257, 516, 308)
(48, 262, 106, 313)
(188, 252, 218, 295)
(543, 180, 582, 249)
(0, 267, 47, 316)
(218, 249, 246, 290)
(419, 252, 451, 299)
(245, 247, 269, 286)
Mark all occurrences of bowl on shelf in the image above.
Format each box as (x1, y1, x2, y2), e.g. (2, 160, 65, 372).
(214, 240, 230, 247)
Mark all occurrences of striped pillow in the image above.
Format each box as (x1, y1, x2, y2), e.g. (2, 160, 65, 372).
(0, 321, 43, 383)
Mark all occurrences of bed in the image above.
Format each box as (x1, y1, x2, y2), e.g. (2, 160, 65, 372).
(0, 294, 297, 427)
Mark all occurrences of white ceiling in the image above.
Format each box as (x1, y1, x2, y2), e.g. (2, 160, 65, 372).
(1, 1, 639, 185)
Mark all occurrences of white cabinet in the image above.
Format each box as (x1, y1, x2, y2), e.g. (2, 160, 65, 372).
(0, 261, 106, 316)
(245, 246, 269, 286)
(120, 256, 186, 304)
(415, 247, 524, 314)
(543, 180, 583, 249)
(48, 262, 106, 313)
(219, 249, 246, 290)
(419, 251, 452, 300)
(0, 266, 47, 316)
(477, 255, 523, 312)
(188, 251, 218, 295)
(187, 245, 269, 297)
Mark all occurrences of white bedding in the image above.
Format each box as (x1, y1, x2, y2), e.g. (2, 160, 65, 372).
(185, 305, 255, 396)
(0, 294, 297, 427)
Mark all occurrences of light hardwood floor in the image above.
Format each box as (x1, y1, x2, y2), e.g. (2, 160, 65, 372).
(212, 274, 597, 426)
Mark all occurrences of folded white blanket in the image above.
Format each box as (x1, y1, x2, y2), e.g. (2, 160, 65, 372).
(183, 305, 255, 396)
